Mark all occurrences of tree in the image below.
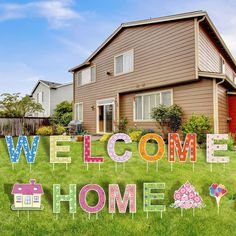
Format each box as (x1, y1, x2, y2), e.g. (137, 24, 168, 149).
(51, 101, 72, 126)
(0, 93, 44, 134)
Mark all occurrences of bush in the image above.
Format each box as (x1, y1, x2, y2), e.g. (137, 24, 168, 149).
(36, 126, 53, 136)
(117, 117, 128, 133)
(51, 101, 72, 126)
(215, 133, 235, 151)
(100, 133, 113, 142)
(151, 104, 183, 138)
(55, 125, 66, 135)
(182, 113, 212, 144)
(128, 131, 143, 142)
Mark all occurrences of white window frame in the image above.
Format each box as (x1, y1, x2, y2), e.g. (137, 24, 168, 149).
(114, 49, 134, 76)
(16, 196, 22, 202)
(220, 57, 226, 74)
(77, 66, 96, 87)
(133, 89, 173, 122)
(33, 196, 40, 202)
(75, 102, 83, 121)
(24, 196, 31, 205)
(96, 98, 115, 134)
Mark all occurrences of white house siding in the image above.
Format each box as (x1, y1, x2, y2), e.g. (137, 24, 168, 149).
(50, 84, 73, 115)
(32, 83, 50, 117)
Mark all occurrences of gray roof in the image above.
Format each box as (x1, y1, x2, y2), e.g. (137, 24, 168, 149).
(39, 80, 62, 88)
(30, 80, 72, 96)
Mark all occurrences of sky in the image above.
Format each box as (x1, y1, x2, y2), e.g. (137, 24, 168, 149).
(0, 0, 235, 95)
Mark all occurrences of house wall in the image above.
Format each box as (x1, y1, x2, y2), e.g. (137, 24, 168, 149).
(50, 84, 73, 116)
(74, 19, 197, 133)
(198, 25, 235, 81)
(218, 84, 229, 133)
(32, 83, 50, 117)
(120, 79, 214, 131)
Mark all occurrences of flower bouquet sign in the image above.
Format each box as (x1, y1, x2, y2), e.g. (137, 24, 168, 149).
(170, 182, 205, 216)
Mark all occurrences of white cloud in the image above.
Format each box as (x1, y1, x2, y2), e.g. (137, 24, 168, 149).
(0, 0, 82, 28)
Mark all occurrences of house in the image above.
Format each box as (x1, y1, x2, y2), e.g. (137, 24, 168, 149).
(11, 179, 44, 209)
(69, 11, 236, 134)
(30, 80, 73, 117)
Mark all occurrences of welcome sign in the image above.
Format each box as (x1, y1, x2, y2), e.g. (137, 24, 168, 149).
(3, 133, 231, 220)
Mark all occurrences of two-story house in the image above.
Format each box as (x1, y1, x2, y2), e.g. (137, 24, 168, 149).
(30, 80, 73, 117)
(69, 11, 236, 134)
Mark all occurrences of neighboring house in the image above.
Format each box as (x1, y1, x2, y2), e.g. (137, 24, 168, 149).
(30, 80, 73, 117)
(69, 11, 236, 134)
(11, 179, 44, 209)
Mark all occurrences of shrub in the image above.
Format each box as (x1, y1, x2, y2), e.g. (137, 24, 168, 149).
(127, 127, 144, 133)
(182, 113, 212, 144)
(36, 126, 53, 136)
(117, 117, 128, 133)
(215, 133, 235, 151)
(151, 104, 183, 138)
(100, 133, 113, 142)
(167, 104, 183, 132)
(128, 131, 143, 142)
(55, 125, 66, 135)
(51, 101, 72, 126)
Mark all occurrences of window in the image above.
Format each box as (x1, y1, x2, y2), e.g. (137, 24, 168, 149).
(134, 90, 172, 121)
(34, 196, 39, 202)
(16, 196, 22, 203)
(24, 196, 31, 205)
(114, 49, 134, 75)
(75, 103, 83, 121)
(77, 66, 96, 86)
(36, 92, 43, 103)
(221, 58, 225, 74)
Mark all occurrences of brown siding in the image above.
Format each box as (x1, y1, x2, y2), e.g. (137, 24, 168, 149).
(218, 84, 229, 133)
(120, 79, 214, 131)
(198, 25, 235, 81)
(74, 19, 196, 133)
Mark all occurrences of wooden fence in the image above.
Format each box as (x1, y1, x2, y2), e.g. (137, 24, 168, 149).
(0, 117, 50, 136)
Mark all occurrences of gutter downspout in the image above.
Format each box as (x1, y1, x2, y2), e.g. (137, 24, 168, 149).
(213, 78, 225, 133)
(195, 16, 206, 78)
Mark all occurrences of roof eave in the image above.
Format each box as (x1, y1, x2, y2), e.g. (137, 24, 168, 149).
(68, 12, 206, 72)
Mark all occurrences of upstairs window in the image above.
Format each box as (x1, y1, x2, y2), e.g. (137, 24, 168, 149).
(134, 90, 172, 121)
(77, 66, 96, 86)
(220, 58, 225, 74)
(37, 92, 43, 103)
(114, 49, 134, 76)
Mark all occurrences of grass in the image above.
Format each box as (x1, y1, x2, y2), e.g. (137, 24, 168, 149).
(0, 137, 236, 236)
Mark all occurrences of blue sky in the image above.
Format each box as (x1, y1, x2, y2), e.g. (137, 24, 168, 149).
(0, 0, 235, 95)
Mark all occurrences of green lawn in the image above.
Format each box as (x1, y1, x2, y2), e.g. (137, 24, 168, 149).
(0, 137, 235, 236)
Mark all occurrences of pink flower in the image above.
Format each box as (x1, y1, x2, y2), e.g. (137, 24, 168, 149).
(194, 196, 201, 203)
(174, 192, 181, 200)
(184, 182, 192, 191)
(180, 187, 186, 194)
(188, 192, 196, 199)
(182, 202, 192, 209)
(181, 195, 189, 201)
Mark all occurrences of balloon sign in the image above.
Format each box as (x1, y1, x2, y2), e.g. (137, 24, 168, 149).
(209, 183, 228, 214)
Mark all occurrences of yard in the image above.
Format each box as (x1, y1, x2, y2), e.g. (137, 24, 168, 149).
(0, 137, 235, 236)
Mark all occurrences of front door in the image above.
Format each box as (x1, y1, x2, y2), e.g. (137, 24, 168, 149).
(97, 99, 115, 133)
